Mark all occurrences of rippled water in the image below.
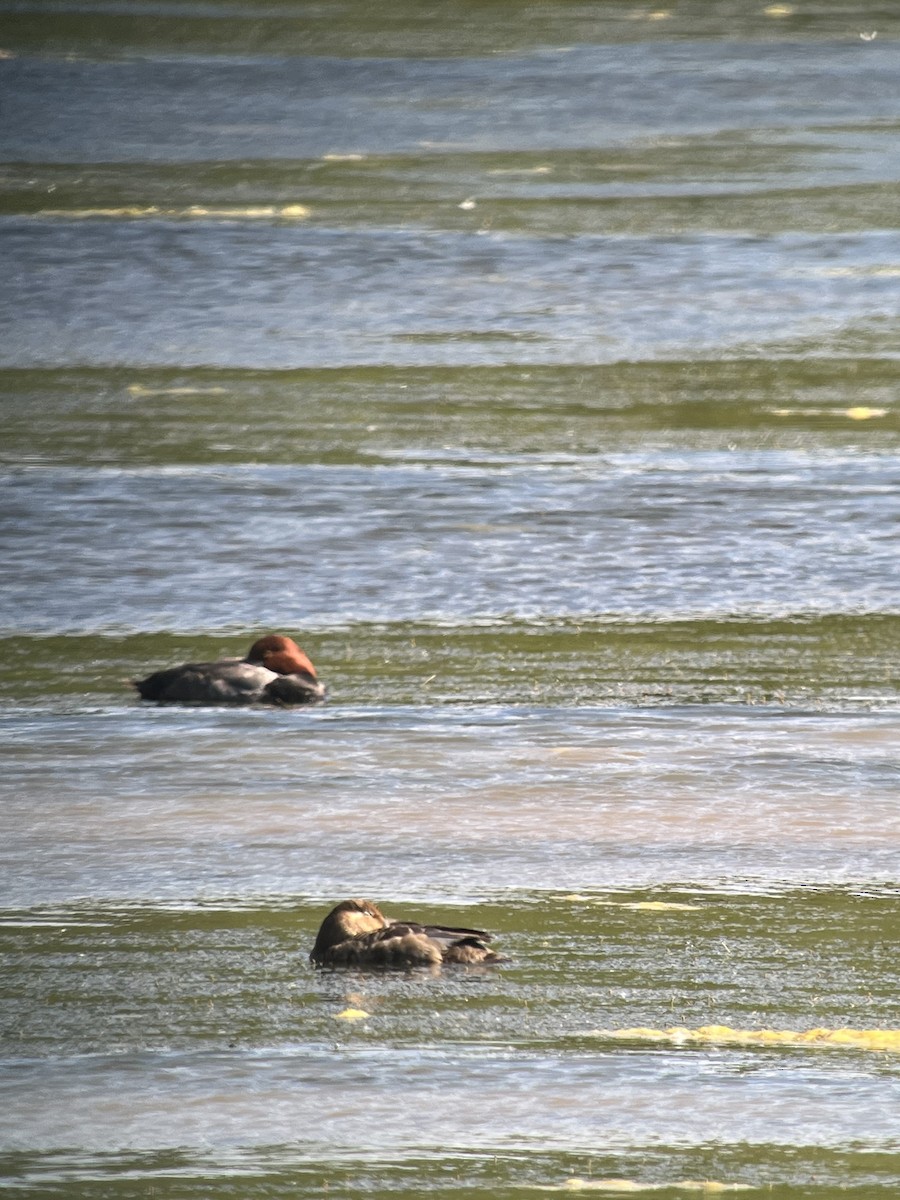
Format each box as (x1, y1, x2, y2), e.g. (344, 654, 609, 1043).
(1, 2, 899, 1197)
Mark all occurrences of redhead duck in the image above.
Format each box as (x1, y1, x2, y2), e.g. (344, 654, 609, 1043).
(310, 898, 501, 968)
(133, 634, 325, 705)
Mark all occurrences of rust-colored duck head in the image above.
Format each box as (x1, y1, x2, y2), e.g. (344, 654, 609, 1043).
(245, 634, 319, 680)
(245, 634, 326, 703)
(310, 899, 501, 969)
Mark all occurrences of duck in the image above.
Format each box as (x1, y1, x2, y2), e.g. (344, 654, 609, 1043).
(133, 634, 326, 705)
(310, 898, 501, 968)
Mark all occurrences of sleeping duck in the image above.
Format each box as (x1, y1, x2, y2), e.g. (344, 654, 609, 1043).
(310, 898, 501, 968)
(133, 634, 325, 705)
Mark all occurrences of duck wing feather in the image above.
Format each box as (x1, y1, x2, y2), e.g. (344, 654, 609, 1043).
(315, 920, 496, 968)
(134, 659, 272, 703)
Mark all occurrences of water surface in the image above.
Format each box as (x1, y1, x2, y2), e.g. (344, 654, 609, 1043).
(1, 2, 899, 1197)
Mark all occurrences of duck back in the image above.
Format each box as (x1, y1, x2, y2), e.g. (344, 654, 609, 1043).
(134, 659, 272, 704)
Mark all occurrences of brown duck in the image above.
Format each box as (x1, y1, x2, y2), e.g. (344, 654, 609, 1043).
(310, 899, 501, 968)
(133, 634, 325, 705)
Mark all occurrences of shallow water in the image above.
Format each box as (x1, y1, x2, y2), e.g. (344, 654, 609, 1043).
(1, 2, 899, 1197)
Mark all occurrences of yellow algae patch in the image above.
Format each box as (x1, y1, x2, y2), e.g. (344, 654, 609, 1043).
(182, 205, 310, 220)
(40, 206, 161, 219)
(592, 1025, 900, 1052)
(768, 405, 887, 419)
(126, 385, 227, 397)
(333, 1007, 369, 1022)
(488, 165, 553, 176)
(845, 406, 886, 420)
(763, 4, 794, 16)
(37, 205, 309, 221)
(556, 895, 700, 911)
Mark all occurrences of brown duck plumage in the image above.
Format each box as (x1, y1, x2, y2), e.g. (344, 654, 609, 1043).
(310, 899, 501, 968)
(133, 634, 325, 705)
